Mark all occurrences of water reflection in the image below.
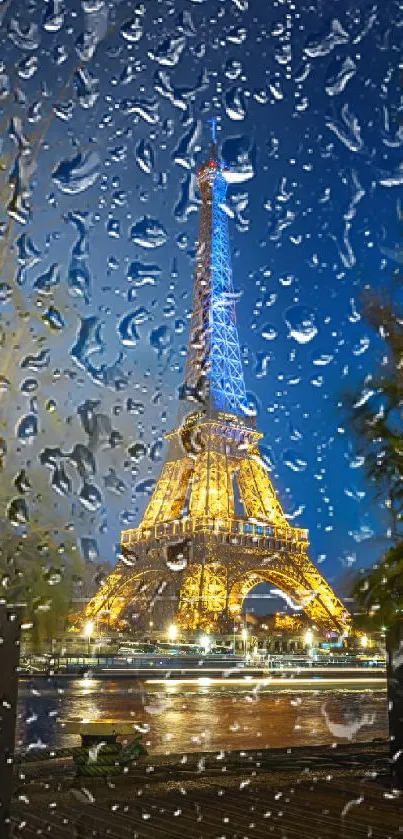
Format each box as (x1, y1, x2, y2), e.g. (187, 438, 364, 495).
(16, 678, 387, 755)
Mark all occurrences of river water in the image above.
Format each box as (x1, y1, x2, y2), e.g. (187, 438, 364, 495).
(16, 677, 388, 755)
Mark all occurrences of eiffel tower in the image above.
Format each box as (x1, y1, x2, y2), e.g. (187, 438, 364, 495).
(80, 127, 350, 636)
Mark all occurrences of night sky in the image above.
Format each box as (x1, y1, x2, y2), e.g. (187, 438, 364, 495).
(0, 0, 401, 609)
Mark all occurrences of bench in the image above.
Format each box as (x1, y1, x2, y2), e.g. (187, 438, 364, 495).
(61, 719, 147, 776)
(62, 718, 138, 747)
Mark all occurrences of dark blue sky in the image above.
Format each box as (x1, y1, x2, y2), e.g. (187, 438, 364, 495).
(0, 0, 401, 602)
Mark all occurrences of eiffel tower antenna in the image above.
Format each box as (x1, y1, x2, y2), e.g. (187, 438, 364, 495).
(75, 132, 351, 638)
(208, 115, 218, 145)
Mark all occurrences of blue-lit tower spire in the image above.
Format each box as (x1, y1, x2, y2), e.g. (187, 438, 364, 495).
(181, 121, 250, 419)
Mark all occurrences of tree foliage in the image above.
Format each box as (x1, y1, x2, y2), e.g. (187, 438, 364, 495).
(346, 274, 403, 628)
(0, 524, 84, 646)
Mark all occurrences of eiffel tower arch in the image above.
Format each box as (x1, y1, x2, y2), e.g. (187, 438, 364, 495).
(78, 128, 350, 637)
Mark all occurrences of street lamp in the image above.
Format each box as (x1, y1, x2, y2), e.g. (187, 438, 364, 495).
(168, 623, 177, 642)
(84, 620, 94, 657)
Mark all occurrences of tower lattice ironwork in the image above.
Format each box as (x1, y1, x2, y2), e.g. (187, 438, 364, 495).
(79, 130, 350, 635)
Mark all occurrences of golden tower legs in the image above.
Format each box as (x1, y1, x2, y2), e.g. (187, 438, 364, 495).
(77, 415, 350, 637)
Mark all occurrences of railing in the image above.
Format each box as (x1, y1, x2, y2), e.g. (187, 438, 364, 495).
(121, 517, 309, 546)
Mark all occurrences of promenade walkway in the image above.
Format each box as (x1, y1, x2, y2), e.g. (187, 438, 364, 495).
(11, 742, 402, 838)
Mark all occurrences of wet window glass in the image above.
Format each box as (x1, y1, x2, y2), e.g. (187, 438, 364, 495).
(0, 0, 402, 836)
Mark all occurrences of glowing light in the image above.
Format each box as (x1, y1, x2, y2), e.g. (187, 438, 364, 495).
(305, 629, 313, 646)
(84, 620, 94, 638)
(168, 624, 178, 641)
(361, 634, 368, 648)
(199, 634, 210, 651)
(241, 628, 248, 641)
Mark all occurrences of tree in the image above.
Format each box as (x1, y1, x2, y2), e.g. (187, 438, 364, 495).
(346, 284, 403, 625)
(0, 524, 85, 649)
(345, 268, 403, 788)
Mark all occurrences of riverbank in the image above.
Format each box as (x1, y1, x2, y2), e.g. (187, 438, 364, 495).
(11, 740, 401, 838)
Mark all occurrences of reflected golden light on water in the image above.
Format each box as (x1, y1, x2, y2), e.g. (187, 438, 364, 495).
(146, 677, 385, 688)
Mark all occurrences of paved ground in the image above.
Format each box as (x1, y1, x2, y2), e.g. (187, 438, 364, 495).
(11, 742, 403, 838)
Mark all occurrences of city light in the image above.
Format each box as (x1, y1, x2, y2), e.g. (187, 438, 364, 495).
(241, 628, 248, 641)
(84, 620, 95, 638)
(361, 634, 369, 649)
(199, 634, 210, 652)
(168, 624, 178, 642)
(84, 620, 95, 656)
(305, 629, 313, 646)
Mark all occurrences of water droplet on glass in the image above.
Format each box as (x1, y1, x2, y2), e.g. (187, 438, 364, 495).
(17, 413, 38, 442)
(52, 150, 100, 194)
(7, 497, 29, 526)
(285, 306, 318, 344)
(130, 217, 168, 249)
(79, 481, 102, 511)
(283, 451, 308, 472)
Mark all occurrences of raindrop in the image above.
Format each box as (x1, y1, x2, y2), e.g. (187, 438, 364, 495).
(74, 68, 99, 109)
(17, 55, 38, 79)
(261, 324, 277, 341)
(312, 354, 333, 367)
(8, 19, 41, 51)
(52, 150, 101, 194)
(7, 497, 29, 526)
(149, 440, 163, 462)
(135, 478, 155, 496)
(130, 217, 168, 249)
(148, 35, 186, 67)
(135, 139, 154, 174)
(120, 16, 143, 43)
(285, 306, 318, 344)
(45, 568, 63, 586)
(325, 56, 357, 96)
(0, 283, 12, 302)
(81, 538, 99, 562)
(104, 468, 126, 495)
(118, 308, 149, 346)
(225, 86, 247, 121)
(221, 135, 255, 183)
(14, 469, 31, 494)
(43, 0, 64, 32)
(33, 263, 61, 294)
(128, 442, 147, 462)
(21, 350, 50, 371)
(17, 413, 38, 441)
(79, 481, 102, 511)
(69, 443, 96, 478)
(326, 104, 363, 153)
(42, 306, 65, 330)
(150, 324, 171, 355)
(304, 18, 349, 58)
(224, 59, 242, 80)
(51, 464, 72, 496)
(0, 72, 10, 98)
(126, 261, 161, 287)
(283, 451, 308, 472)
(166, 555, 187, 572)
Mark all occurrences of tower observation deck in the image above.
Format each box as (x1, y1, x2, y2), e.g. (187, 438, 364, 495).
(77, 126, 350, 636)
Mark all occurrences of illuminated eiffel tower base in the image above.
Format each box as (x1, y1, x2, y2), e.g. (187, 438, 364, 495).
(80, 130, 350, 636)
